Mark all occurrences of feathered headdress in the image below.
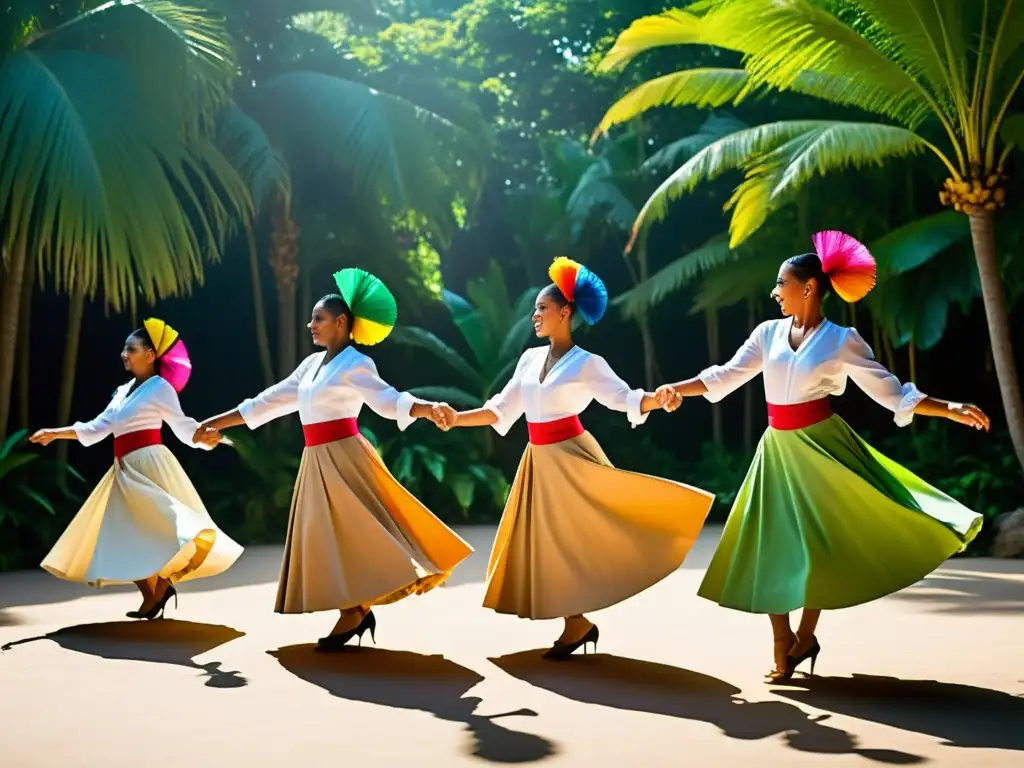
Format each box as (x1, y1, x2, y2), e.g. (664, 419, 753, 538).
(811, 230, 877, 303)
(333, 268, 398, 345)
(143, 318, 192, 392)
(548, 257, 609, 325)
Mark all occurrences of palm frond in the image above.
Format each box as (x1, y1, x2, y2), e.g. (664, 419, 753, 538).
(592, 68, 753, 142)
(615, 235, 735, 320)
(1000, 112, 1024, 149)
(850, 0, 966, 102)
(642, 113, 748, 171)
(599, 3, 933, 128)
(633, 120, 932, 249)
(30, 0, 237, 135)
(248, 71, 482, 243)
(596, 9, 704, 72)
(216, 103, 291, 213)
(566, 158, 638, 237)
(388, 326, 483, 390)
(0, 49, 243, 310)
(691, 249, 782, 314)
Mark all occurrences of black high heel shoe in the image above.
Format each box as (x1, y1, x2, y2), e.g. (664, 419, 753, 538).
(766, 635, 820, 683)
(317, 610, 377, 652)
(139, 585, 177, 621)
(542, 624, 599, 661)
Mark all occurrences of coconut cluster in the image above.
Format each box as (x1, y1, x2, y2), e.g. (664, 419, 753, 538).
(939, 172, 1008, 214)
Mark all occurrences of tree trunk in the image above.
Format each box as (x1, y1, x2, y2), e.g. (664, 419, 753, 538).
(246, 226, 275, 388)
(300, 266, 313, 357)
(56, 289, 86, 486)
(17, 256, 37, 429)
(269, 200, 300, 378)
(635, 237, 660, 389)
(705, 309, 723, 446)
(969, 211, 1024, 471)
(0, 238, 28, 441)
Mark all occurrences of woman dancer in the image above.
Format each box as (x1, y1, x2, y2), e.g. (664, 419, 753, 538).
(432, 257, 715, 659)
(197, 268, 473, 650)
(655, 231, 988, 681)
(31, 319, 242, 619)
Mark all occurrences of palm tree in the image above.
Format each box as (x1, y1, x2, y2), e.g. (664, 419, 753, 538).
(595, 0, 1024, 470)
(0, 1, 251, 440)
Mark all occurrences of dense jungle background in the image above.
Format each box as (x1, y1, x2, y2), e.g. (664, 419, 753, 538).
(2, 0, 1023, 570)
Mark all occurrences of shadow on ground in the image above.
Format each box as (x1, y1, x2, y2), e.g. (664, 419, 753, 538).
(491, 651, 924, 765)
(895, 568, 1024, 615)
(774, 674, 1024, 751)
(0, 620, 248, 688)
(270, 645, 558, 764)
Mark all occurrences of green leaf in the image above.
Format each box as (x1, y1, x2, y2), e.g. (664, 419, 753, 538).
(593, 68, 753, 141)
(17, 483, 55, 515)
(870, 211, 970, 275)
(359, 426, 379, 447)
(412, 445, 446, 484)
(0, 429, 29, 460)
(636, 120, 931, 248)
(616, 235, 735, 320)
(596, 9, 705, 72)
(642, 114, 748, 171)
(469, 464, 509, 508)
(449, 473, 475, 511)
(1000, 113, 1024, 149)
(407, 386, 483, 409)
(0, 452, 37, 481)
(391, 447, 414, 484)
(566, 158, 638, 238)
(389, 326, 483, 389)
(442, 289, 489, 368)
(216, 104, 291, 213)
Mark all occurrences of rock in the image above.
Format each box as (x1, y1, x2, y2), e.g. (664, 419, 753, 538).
(991, 508, 1024, 558)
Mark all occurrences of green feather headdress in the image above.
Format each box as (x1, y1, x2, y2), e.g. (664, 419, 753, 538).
(333, 268, 398, 345)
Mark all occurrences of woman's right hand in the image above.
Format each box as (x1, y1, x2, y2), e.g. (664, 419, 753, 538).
(946, 402, 991, 432)
(654, 385, 683, 413)
(29, 429, 58, 446)
(429, 403, 457, 431)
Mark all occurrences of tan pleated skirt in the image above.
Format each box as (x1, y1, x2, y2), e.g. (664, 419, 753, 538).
(275, 434, 474, 614)
(41, 445, 243, 587)
(484, 432, 715, 619)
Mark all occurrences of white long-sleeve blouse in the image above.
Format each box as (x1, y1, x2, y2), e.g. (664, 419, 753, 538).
(483, 346, 649, 436)
(698, 318, 927, 426)
(73, 375, 212, 450)
(238, 346, 420, 431)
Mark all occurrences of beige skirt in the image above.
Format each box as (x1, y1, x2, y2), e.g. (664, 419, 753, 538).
(484, 432, 715, 619)
(275, 434, 474, 614)
(41, 445, 243, 587)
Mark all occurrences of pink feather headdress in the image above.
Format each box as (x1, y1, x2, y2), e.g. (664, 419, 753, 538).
(811, 230, 877, 303)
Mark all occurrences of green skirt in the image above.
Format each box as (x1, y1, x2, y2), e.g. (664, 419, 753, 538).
(697, 415, 983, 614)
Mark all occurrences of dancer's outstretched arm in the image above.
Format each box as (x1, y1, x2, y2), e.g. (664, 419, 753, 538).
(841, 328, 990, 431)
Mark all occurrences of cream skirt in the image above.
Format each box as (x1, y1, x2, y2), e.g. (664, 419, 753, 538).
(41, 445, 243, 587)
(275, 434, 474, 614)
(484, 432, 715, 619)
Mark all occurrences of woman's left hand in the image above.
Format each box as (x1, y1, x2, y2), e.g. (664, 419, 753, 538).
(654, 385, 683, 412)
(195, 426, 223, 446)
(946, 402, 991, 432)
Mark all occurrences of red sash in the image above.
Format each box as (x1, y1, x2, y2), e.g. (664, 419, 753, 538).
(302, 417, 360, 447)
(527, 415, 585, 446)
(767, 398, 833, 430)
(113, 429, 163, 460)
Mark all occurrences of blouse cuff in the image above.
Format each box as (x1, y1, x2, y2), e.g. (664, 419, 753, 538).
(626, 389, 650, 427)
(72, 422, 106, 447)
(893, 383, 927, 428)
(698, 367, 729, 404)
(483, 399, 515, 437)
(395, 392, 420, 432)
(238, 399, 269, 430)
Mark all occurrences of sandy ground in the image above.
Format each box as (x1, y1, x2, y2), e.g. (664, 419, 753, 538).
(0, 524, 1021, 768)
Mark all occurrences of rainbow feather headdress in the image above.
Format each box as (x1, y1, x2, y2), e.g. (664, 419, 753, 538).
(333, 268, 398, 345)
(548, 257, 609, 325)
(811, 230, 877, 303)
(143, 317, 192, 392)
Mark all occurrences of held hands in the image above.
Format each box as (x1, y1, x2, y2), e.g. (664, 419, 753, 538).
(192, 425, 224, 447)
(29, 429, 58, 447)
(654, 385, 684, 413)
(426, 402, 457, 431)
(946, 402, 991, 432)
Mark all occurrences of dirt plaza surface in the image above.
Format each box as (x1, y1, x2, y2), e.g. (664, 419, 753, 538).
(1, 524, 1022, 767)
